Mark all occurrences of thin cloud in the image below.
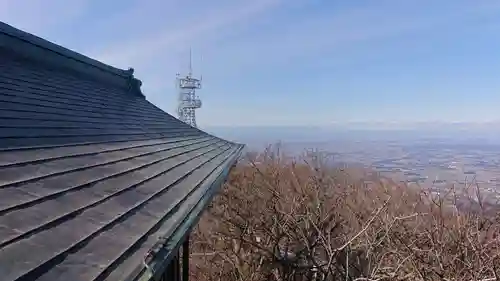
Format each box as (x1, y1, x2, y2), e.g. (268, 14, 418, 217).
(200, 0, 500, 72)
(3, 0, 500, 126)
(0, 0, 89, 36)
(90, 0, 284, 68)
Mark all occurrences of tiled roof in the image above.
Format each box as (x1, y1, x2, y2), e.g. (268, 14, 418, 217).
(0, 21, 244, 281)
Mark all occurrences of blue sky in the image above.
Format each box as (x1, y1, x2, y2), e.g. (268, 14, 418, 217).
(2, 0, 500, 127)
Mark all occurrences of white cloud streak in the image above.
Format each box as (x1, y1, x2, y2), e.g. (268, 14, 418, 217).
(198, 0, 500, 72)
(89, 0, 285, 68)
(0, 0, 89, 36)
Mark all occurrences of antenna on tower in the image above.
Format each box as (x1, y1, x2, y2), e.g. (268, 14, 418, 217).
(176, 49, 202, 128)
(188, 47, 193, 77)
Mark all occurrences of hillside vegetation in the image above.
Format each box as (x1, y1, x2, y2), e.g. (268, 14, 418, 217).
(190, 146, 500, 281)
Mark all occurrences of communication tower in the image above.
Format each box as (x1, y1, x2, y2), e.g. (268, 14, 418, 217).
(176, 50, 202, 128)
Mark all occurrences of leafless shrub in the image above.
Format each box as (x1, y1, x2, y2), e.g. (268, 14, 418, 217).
(190, 145, 500, 281)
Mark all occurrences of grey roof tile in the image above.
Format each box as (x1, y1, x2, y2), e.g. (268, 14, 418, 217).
(0, 21, 243, 280)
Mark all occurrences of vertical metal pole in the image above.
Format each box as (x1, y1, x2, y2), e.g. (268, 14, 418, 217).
(182, 236, 190, 281)
(174, 253, 180, 281)
(164, 255, 177, 281)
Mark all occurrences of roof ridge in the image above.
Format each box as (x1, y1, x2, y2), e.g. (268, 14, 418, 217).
(0, 21, 144, 97)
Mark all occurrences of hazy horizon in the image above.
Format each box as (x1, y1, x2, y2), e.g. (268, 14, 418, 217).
(204, 123, 500, 151)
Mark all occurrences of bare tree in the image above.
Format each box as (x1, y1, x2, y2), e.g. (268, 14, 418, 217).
(191, 146, 500, 281)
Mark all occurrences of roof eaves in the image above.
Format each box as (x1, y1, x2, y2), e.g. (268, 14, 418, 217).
(126, 144, 245, 281)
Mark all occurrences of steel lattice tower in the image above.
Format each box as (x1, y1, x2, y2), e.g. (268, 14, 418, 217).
(176, 50, 202, 128)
